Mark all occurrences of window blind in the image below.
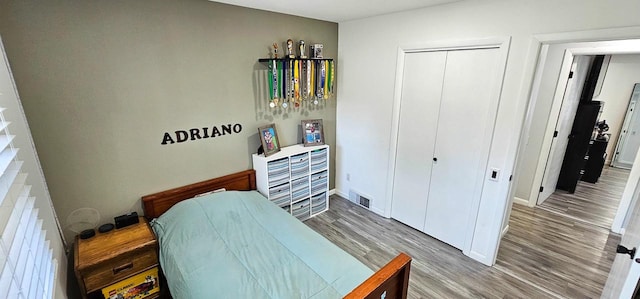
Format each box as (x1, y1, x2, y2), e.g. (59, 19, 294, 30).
(0, 107, 56, 298)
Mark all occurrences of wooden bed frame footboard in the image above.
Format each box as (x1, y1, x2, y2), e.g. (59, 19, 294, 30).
(141, 169, 412, 299)
(345, 252, 412, 299)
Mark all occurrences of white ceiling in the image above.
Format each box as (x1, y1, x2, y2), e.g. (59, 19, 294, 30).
(210, 0, 464, 22)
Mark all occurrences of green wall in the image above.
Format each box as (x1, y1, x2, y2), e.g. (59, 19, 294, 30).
(0, 0, 337, 242)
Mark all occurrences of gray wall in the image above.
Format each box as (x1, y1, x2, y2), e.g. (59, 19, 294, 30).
(0, 0, 338, 241)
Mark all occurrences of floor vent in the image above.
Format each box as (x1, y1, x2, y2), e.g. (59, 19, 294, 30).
(349, 190, 371, 209)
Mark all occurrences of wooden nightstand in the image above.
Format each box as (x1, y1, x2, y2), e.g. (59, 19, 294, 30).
(74, 217, 160, 299)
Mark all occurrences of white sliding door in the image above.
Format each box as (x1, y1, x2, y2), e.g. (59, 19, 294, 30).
(391, 47, 503, 251)
(425, 48, 501, 250)
(390, 51, 446, 230)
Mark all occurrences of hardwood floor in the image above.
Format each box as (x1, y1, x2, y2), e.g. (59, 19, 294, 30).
(495, 204, 620, 298)
(306, 195, 620, 298)
(539, 166, 630, 229)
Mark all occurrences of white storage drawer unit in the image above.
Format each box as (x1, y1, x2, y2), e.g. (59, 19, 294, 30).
(253, 144, 330, 220)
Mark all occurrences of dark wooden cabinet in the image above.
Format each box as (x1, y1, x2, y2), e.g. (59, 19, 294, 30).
(582, 138, 608, 183)
(557, 101, 602, 193)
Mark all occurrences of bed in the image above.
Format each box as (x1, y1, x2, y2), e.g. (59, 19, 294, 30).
(141, 169, 411, 299)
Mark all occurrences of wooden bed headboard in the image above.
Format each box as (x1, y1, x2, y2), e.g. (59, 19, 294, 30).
(141, 169, 256, 219)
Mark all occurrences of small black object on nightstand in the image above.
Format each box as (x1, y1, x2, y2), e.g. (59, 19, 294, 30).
(114, 212, 140, 229)
(79, 229, 95, 239)
(98, 223, 115, 233)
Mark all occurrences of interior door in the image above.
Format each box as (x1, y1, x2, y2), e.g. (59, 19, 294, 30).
(602, 176, 640, 298)
(538, 56, 592, 204)
(613, 84, 640, 169)
(425, 48, 501, 250)
(390, 51, 446, 230)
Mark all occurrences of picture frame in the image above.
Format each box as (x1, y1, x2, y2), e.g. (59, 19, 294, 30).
(301, 119, 325, 147)
(258, 124, 281, 157)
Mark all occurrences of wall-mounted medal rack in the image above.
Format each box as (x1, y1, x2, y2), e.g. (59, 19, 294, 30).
(259, 57, 335, 109)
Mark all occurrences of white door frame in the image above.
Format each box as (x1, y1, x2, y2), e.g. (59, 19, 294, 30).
(526, 40, 640, 208)
(515, 27, 640, 234)
(385, 37, 510, 265)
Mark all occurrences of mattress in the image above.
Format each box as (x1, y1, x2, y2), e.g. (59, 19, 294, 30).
(151, 191, 373, 299)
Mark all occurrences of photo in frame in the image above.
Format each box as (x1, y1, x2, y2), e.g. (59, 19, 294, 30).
(258, 124, 281, 157)
(301, 119, 325, 146)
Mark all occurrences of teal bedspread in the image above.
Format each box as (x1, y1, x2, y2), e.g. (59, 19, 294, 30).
(151, 191, 373, 299)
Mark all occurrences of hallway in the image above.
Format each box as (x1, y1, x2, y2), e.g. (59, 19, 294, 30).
(493, 165, 630, 297)
(538, 166, 630, 229)
(495, 204, 619, 298)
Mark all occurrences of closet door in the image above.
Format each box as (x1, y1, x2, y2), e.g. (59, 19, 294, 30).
(425, 48, 501, 250)
(390, 51, 446, 230)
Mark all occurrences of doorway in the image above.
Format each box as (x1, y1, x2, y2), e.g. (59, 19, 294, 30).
(534, 54, 640, 228)
(504, 34, 640, 297)
(518, 39, 640, 236)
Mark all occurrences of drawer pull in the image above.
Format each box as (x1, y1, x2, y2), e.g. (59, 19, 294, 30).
(113, 262, 134, 274)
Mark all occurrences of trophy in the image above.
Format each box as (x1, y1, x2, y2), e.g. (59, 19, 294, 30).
(299, 40, 307, 59)
(272, 43, 278, 59)
(286, 39, 295, 59)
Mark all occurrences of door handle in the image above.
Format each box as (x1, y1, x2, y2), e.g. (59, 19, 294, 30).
(433, 157, 438, 162)
(617, 245, 636, 259)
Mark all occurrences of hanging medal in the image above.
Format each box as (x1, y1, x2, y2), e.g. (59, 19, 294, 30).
(297, 59, 303, 105)
(326, 60, 333, 97)
(306, 60, 312, 100)
(330, 60, 335, 96)
(282, 59, 288, 108)
(301, 60, 307, 101)
(290, 60, 295, 101)
(310, 61, 316, 104)
(323, 60, 329, 100)
(270, 60, 278, 108)
(268, 61, 274, 105)
(294, 60, 300, 106)
(313, 61, 318, 105)
(316, 60, 325, 103)
(277, 60, 283, 106)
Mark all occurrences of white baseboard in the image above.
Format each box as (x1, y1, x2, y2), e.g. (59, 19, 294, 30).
(513, 196, 529, 206)
(468, 250, 492, 266)
(335, 189, 386, 217)
(329, 189, 336, 196)
(501, 225, 510, 238)
(371, 207, 386, 217)
(335, 189, 348, 199)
